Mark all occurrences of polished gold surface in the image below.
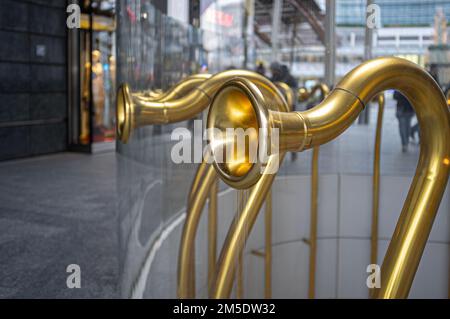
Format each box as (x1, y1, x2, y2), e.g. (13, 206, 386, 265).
(370, 94, 385, 269)
(209, 86, 259, 180)
(207, 76, 290, 298)
(208, 179, 218, 297)
(176, 72, 285, 298)
(117, 71, 286, 143)
(236, 190, 247, 299)
(208, 57, 450, 298)
(178, 159, 217, 298)
(308, 145, 319, 299)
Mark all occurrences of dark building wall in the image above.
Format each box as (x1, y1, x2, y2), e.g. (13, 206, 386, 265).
(0, 0, 67, 160)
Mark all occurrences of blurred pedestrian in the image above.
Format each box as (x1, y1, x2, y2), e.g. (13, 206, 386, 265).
(280, 64, 298, 91)
(270, 62, 284, 82)
(394, 91, 414, 153)
(256, 61, 266, 77)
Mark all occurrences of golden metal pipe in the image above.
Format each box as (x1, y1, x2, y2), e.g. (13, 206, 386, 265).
(117, 71, 286, 143)
(178, 160, 217, 298)
(206, 76, 290, 297)
(211, 154, 285, 298)
(370, 94, 385, 268)
(208, 179, 218, 297)
(207, 57, 450, 298)
(236, 189, 249, 299)
(176, 72, 286, 299)
(309, 145, 319, 299)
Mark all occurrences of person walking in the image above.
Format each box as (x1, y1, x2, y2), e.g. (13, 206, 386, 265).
(394, 91, 414, 153)
(256, 61, 266, 77)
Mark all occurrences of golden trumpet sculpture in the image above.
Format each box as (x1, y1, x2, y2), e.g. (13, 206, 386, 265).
(297, 83, 330, 299)
(116, 74, 220, 297)
(116, 70, 289, 299)
(206, 57, 450, 299)
(177, 79, 293, 299)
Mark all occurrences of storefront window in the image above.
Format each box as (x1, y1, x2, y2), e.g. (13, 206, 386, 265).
(69, 0, 116, 150)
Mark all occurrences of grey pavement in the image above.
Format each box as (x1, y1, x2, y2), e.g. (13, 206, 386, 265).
(0, 152, 120, 298)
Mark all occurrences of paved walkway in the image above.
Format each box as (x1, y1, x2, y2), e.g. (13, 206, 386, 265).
(0, 153, 119, 298)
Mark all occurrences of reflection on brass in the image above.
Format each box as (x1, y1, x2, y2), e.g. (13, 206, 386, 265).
(116, 71, 287, 143)
(298, 83, 330, 299)
(207, 57, 450, 298)
(115, 72, 218, 298)
(298, 83, 330, 104)
(136, 89, 163, 99)
(135, 74, 211, 102)
(370, 94, 385, 272)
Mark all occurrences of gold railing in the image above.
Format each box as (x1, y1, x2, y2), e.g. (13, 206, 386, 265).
(206, 57, 450, 299)
(117, 59, 449, 299)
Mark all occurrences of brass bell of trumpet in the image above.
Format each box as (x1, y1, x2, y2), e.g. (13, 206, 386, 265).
(207, 57, 450, 298)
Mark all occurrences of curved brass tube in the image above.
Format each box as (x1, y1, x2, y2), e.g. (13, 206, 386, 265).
(177, 76, 289, 299)
(178, 159, 217, 298)
(370, 94, 385, 269)
(207, 57, 450, 298)
(208, 178, 218, 296)
(116, 71, 286, 143)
